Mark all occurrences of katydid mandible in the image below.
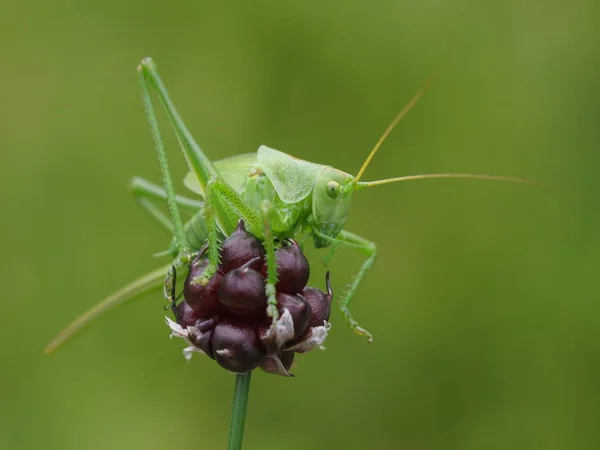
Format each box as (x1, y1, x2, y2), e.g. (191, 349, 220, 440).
(44, 57, 527, 354)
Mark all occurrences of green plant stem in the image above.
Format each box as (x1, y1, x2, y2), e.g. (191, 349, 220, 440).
(227, 372, 252, 450)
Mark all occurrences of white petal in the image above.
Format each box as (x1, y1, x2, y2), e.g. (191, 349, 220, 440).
(166, 316, 208, 361)
(263, 309, 295, 350)
(275, 309, 295, 347)
(165, 316, 189, 339)
(260, 354, 292, 377)
(286, 322, 330, 353)
(183, 346, 205, 361)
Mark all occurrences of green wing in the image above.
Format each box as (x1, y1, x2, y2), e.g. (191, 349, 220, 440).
(257, 145, 327, 204)
(183, 153, 259, 197)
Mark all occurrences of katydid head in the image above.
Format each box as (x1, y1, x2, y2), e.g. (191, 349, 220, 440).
(311, 167, 355, 248)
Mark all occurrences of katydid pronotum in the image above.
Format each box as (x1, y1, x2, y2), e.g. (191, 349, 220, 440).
(45, 57, 528, 354)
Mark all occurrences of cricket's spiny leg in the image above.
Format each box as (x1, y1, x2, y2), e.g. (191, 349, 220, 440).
(260, 200, 279, 323)
(315, 229, 376, 342)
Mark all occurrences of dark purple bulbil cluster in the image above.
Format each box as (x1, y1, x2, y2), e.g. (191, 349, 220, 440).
(167, 220, 332, 376)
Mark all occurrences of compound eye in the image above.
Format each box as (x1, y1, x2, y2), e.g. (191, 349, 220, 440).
(326, 181, 340, 199)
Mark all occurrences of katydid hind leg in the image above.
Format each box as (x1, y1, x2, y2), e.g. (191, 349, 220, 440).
(138, 65, 188, 255)
(44, 265, 169, 354)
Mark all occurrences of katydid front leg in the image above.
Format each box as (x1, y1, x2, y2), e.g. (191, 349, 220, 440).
(315, 229, 376, 342)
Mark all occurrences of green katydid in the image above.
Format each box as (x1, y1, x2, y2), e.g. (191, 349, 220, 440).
(44, 57, 528, 354)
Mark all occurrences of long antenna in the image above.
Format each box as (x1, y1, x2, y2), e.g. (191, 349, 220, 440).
(353, 76, 434, 184)
(356, 173, 533, 189)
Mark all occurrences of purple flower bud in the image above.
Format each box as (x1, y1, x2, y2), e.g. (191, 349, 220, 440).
(211, 320, 267, 373)
(277, 292, 311, 340)
(189, 318, 217, 359)
(218, 265, 267, 318)
(174, 300, 203, 328)
(167, 222, 331, 374)
(260, 351, 295, 377)
(301, 272, 333, 327)
(262, 240, 310, 294)
(219, 220, 266, 273)
(184, 256, 223, 318)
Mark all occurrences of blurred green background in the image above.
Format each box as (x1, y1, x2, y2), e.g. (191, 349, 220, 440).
(2, 0, 599, 449)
